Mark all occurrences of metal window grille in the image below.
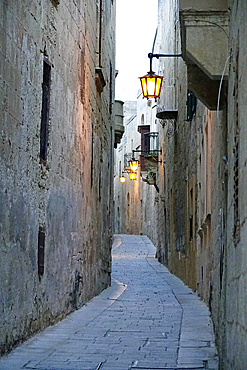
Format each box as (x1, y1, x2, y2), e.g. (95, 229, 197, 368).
(144, 132, 159, 158)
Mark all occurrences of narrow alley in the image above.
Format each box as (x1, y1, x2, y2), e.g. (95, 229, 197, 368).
(0, 235, 218, 370)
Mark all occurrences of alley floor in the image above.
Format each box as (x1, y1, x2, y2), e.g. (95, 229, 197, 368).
(0, 235, 218, 370)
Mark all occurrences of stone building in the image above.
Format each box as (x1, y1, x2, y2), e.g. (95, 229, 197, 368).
(114, 98, 158, 238)
(114, 0, 247, 368)
(225, 0, 247, 367)
(0, 0, 118, 355)
(151, 0, 247, 368)
(114, 101, 140, 235)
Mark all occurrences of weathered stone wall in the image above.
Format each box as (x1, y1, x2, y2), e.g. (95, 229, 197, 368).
(156, 0, 247, 368)
(224, 0, 247, 368)
(156, 0, 228, 324)
(115, 0, 247, 368)
(137, 95, 159, 241)
(154, 0, 198, 289)
(113, 97, 159, 239)
(209, 106, 228, 368)
(195, 105, 228, 316)
(114, 101, 141, 235)
(0, 0, 115, 354)
(179, 0, 228, 11)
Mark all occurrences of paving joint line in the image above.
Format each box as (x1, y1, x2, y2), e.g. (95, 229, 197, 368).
(130, 367, 205, 370)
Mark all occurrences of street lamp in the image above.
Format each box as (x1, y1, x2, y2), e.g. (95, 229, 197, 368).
(140, 72, 163, 100)
(129, 172, 137, 181)
(139, 52, 182, 99)
(129, 160, 139, 172)
(120, 175, 126, 183)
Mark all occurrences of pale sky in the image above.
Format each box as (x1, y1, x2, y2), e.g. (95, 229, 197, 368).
(115, 0, 158, 102)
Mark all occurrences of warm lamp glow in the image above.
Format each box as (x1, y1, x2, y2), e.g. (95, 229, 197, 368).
(120, 176, 126, 183)
(139, 72, 163, 99)
(129, 172, 137, 180)
(129, 160, 139, 172)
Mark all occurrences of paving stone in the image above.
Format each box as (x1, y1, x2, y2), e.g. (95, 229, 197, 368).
(0, 235, 218, 370)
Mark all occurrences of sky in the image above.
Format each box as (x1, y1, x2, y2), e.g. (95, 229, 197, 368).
(115, 0, 158, 102)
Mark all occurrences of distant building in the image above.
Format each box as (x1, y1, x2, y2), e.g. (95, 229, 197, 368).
(114, 97, 159, 238)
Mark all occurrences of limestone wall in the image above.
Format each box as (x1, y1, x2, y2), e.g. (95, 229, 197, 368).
(224, 0, 247, 368)
(114, 101, 141, 235)
(0, 0, 116, 354)
(156, 0, 228, 333)
(115, 0, 247, 368)
(113, 97, 159, 239)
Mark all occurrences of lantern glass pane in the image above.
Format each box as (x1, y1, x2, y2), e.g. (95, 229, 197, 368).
(147, 77, 156, 97)
(129, 160, 138, 171)
(129, 172, 137, 180)
(155, 77, 162, 96)
(141, 77, 147, 96)
(140, 74, 163, 99)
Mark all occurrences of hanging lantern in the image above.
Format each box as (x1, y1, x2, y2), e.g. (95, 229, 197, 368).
(139, 52, 181, 99)
(129, 160, 139, 172)
(120, 176, 126, 183)
(129, 172, 137, 180)
(139, 72, 163, 99)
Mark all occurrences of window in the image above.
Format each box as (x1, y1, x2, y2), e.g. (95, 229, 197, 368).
(233, 46, 240, 246)
(137, 125, 150, 171)
(50, 0, 60, 7)
(38, 228, 45, 277)
(190, 188, 194, 241)
(190, 215, 193, 241)
(91, 130, 94, 187)
(141, 114, 145, 125)
(109, 61, 113, 114)
(96, 0, 104, 68)
(186, 90, 197, 121)
(40, 60, 51, 163)
(119, 161, 121, 178)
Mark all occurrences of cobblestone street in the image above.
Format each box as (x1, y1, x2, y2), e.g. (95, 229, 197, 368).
(0, 235, 218, 370)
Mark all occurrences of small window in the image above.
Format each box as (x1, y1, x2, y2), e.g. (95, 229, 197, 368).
(233, 46, 240, 246)
(40, 60, 51, 163)
(109, 61, 113, 114)
(141, 114, 145, 125)
(38, 229, 45, 277)
(186, 90, 197, 121)
(119, 161, 121, 178)
(50, 0, 60, 8)
(190, 215, 193, 241)
(98, 0, 103, 67)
